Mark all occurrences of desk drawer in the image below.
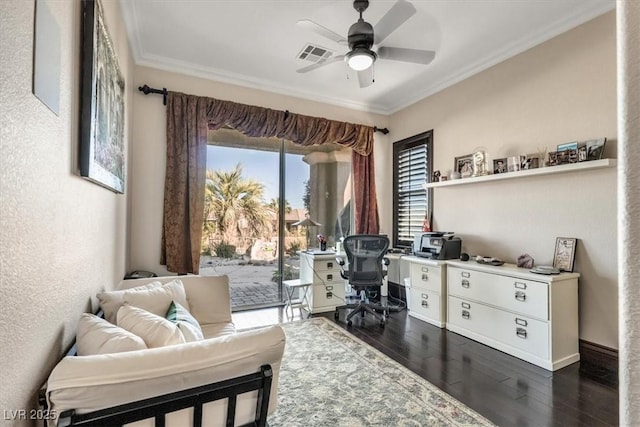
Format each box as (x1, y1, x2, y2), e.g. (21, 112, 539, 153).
(410, 264, 442, 293)
(408, 288, 442, 323)
(308, 283, 344, 308)
(448, 296, 549, 360)
(448, 267, 548, 320)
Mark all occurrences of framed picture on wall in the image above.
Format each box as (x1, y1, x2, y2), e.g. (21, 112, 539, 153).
(78, 0, 125, 193)
(553, 237, 578, 272)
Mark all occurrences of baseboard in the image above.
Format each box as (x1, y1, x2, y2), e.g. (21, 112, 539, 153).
(578, 339, 618, 388)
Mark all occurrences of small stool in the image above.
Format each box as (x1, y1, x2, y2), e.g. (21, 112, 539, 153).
(283, 279, 312, 319)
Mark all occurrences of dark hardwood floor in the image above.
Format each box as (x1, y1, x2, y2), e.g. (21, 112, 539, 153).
(232, 306, 619, 426)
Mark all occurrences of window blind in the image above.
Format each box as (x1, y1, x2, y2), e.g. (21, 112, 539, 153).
(396, 143, 428, 246)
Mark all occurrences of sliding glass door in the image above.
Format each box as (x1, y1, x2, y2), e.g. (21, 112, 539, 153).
(200, 129, 351, 311)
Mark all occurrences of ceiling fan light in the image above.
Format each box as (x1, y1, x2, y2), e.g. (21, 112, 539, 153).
(346, 48, 375, 71)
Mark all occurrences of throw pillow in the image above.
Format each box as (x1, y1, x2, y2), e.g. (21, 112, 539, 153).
(98, 279, 190, 324)
(165, 301, 204, 342)
(96, 281, 162, 323)
(76, 313, 147, 356)
(117, 304, 186, 348)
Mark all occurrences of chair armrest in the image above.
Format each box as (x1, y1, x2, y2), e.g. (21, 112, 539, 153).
(46, 325, 285, 426)
(336, 255, 348, 279)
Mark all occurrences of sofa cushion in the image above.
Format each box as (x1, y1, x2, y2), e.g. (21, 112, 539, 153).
(76, 314, 147, 356)
(96, 281, 162, 323)
(98, 279, 189, 324)
(201, 322, 237, 339)
(166, 301, 204, 342)
(117, 305, 186, 348)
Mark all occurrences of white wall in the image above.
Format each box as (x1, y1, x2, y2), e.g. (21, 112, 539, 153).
(617, 0, 640, 423)
(389, 12, 618, 348)
(0, 0, 133, 423)
(129, 66, 389, 276)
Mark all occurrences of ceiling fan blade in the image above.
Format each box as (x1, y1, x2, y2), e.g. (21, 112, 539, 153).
(297, 19, 347, 45)
(373, 0, 417, 45)
(377, 46, 435, 65)
(296, 55, 345, 73)
(357, 67, 374, 88)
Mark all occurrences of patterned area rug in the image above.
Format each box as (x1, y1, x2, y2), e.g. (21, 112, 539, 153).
(267, 317, 495, 426)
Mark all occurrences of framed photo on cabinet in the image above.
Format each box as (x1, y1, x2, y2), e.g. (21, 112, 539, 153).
(553, 237, 577, 272)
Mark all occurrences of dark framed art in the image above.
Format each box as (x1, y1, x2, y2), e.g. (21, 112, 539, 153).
(553, 237, 577, 272)
(493, 158, 507, 174)
(79, 0, 125, 193)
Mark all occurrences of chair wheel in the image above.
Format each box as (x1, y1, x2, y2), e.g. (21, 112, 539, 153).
(347, 320, 353, 327)
(385, 310, 389, 318)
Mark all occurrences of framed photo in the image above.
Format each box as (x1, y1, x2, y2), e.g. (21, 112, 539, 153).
(507, 155, 525, 172)
(79, 0, 125, 193)
(493, 158, 507, 174)
(557, 141, 578, 152)
(553, 237, 578, 272)
(577, 143, 588, 162)
(586, 138, 606, 161)
(454, 154, 474, 178)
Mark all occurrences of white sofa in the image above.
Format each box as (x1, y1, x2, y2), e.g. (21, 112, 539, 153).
(45, 275, 286, 427)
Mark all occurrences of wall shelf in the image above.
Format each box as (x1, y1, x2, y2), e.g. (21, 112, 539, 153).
(425, 159, 616, 188)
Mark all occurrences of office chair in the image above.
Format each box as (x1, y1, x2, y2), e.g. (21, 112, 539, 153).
(334, 234, 390, 327)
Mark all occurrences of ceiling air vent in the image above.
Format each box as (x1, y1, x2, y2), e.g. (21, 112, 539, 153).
(297, 44, 334, 63)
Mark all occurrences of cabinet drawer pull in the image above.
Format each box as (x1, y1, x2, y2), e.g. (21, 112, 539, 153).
(514, 281, 527, 289)
(327, 262, 333, 269)
(327, 274, 333, 281)
(461, 279, 470, 288)
(421, 293, 429, 299)
(462, 310, 470, 319)
(516, 327, 528, 339)
(515, 318, 528, 327)
(515, 291, 527, 302)
(421, 273, 429, 281)
(461, 271, 471, 278)
(421, 266, 429, 273)
(421, 300, 429, 308)
(325, 285, 333, 291)
(461, 302, 471, 309)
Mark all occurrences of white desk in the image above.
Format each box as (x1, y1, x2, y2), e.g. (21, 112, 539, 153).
(282, 279, 312, 318)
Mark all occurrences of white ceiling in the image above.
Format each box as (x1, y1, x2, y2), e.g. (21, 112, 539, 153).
(120, 0, 615, 115)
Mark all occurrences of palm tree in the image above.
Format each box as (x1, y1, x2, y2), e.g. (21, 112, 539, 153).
(266, 198, 292, 214)
(203, 164, 270, 248)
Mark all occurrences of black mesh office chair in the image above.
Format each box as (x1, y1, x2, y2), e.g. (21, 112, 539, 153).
(334, 235, 390, 327)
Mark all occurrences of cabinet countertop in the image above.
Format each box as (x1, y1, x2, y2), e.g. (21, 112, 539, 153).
(446, 259, 580, 282)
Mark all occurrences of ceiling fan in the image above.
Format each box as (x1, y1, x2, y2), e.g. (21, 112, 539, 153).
(296, 0, 436, 88)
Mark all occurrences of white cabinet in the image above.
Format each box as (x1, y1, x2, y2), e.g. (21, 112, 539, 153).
(404, 256, 447, 328)
(445, 260, 580, 371)
(299, 252, 345, 314)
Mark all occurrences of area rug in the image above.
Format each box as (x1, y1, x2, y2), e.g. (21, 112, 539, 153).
(267, 317, 495, 426)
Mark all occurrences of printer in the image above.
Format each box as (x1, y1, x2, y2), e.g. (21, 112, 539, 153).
(413, 232, 462, 260)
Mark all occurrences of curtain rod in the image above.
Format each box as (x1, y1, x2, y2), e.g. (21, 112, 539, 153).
(137, 84, 390, 135)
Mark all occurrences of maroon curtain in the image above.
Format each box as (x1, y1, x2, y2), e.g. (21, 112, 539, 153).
(353, 150, 380, 234)
(161, 94, 208, 274)
(162, 91, 380, 273)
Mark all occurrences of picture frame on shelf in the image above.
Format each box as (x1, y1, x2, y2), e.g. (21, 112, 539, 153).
(553, 237, 578, 272)
(557, 141, 578, 152)
(493, 158, 507, 174)
(454, 154, 474, 178)
(586, 138, 607, 160)
(577, 143, 588, 162)
(78, 0, 126, 193)
(547, 151, 558, 166)
(507, 155, 525, 172)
